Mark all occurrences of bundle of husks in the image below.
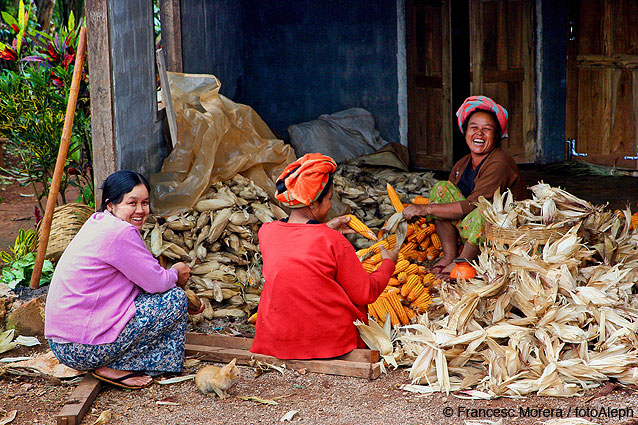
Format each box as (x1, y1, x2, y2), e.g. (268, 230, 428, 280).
(334, 164, 439, 250)
(359, 183, 638, 397)
(142, 174, 287, 323)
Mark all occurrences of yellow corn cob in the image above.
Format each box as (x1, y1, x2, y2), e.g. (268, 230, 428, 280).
(346, 214, 378, 241)
(361, 261, 378, 273)
(386, 292, 409, 325)
(394, 259, 410, 274)
(372, 299, 388, 324)
(387, 277, 401, 286)
(367, 302, 381, 322)
(396, 271, 408, 283)
(417, 265, 428, 275)
(405, 263, 419, 275)
(421, 272, 436, 285)
(386, 183, 405, 213)
(356, 248, 370, 257)
(423, 223, 436, 236)
(414, 228, 428, 244)
(379, 297, 400, 326)
(430, 233, 442, 250)
(412, 290, 431, 305)
(407, 282, 426, 302)
(399, 241, 418, 254)
(412, 195, 430, 205)
(404, 305, 416, 321)
(397, 252, 405, 261)
(400, 274, 420, 297)
(419, 237, 431, 250)
(426, 246, 439, 261)
(369, 252, 383, 264)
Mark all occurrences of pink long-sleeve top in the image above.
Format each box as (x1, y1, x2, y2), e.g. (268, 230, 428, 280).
(44, 212, 178, 345)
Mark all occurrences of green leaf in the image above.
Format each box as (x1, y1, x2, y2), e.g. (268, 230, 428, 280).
(1, 12, 18, 29)
(68, 11, 75, 32)
(18, 0, 25, 29)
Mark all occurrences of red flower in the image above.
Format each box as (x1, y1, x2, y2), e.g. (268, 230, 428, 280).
(10, 24, 18, 33)
(47, 43, 60, 62)
(0, 46, 17, 61)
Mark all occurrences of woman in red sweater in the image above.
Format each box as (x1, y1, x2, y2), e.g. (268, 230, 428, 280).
(250, 153, 399, 359)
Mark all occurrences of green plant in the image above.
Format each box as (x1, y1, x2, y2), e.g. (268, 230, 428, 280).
(0, 228, 53, 288)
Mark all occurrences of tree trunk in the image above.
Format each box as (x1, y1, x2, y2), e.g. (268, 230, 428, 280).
(36, 0, 56, 32)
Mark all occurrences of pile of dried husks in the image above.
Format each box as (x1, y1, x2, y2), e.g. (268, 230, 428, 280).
(142, 174, 287, 323)
(359, 183, 638, 397)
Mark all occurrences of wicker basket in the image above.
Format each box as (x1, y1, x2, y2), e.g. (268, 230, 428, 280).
(484, 221, 572, 248)
(37, 203, 94, 262)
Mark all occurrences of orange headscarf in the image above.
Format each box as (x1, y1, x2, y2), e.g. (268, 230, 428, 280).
(275, 153, 337, 208)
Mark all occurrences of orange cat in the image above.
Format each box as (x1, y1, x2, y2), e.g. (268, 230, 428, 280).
(194, 358, 240, 399)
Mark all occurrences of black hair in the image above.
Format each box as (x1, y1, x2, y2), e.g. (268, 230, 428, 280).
(461, 109, 503, 146)
(316, 173, 334, 203)
(99, 170, 151, 212)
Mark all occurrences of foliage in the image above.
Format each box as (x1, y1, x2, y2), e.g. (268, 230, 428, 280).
(0, 228, 52, 289)
(0, 1, 93, 210)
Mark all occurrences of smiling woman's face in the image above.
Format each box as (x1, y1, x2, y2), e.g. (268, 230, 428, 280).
(108, 184, 150, 231)
(465, 111, 498, 158)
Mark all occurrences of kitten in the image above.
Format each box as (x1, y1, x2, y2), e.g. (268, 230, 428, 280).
(195, 358, 240, 399)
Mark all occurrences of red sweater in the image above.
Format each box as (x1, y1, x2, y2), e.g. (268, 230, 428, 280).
(250, 220, 395, 359)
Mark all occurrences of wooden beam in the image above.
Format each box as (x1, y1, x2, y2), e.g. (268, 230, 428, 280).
(186, 344, 381, 380)
(185, 332, 381, 380)
(469, 0, 483, 94)
(86, 0, 116, 209)
(56, 374, 101, 425)
(156, 48, 178, 148)
(159, 0, 183, 72)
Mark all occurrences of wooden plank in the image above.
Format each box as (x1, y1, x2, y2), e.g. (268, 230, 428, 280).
(156, 48, 178, 148)
(159, 0, 183, 72)
(469, 0, 483, 94)
(85, 0, 116, 209)
(185, 332, 380, 363)
(440, 0, 452, 169)
(577, 55, 638, 69)
(185, 344, 381, 380)
(56, 374, 101, 425)
(521, 0, 535, 162)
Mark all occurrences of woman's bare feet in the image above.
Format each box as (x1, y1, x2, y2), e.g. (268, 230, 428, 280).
(94, 366, 153, 387)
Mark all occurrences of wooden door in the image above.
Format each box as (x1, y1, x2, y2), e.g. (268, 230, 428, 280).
(469, 0, 535, 163)
(566, 0, 638, 169)
(406, 0, 453, 170)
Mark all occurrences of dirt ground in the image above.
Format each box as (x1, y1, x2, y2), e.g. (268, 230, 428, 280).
(3, 158, 638, 424)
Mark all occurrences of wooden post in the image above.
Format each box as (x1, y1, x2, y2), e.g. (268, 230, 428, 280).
(56, 374, 102, 425)
(30, 28, 87, 289)
(86, 0, 117, 209)
(159, 0, 183, 72)
(156, 48, 178, 148)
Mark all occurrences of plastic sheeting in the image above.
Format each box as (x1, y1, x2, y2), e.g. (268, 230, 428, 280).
(288, 108, 388, 164)
(150, 73, 296, 216)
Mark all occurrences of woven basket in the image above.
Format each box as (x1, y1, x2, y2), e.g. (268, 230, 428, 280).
(37, 203, 94, 262)
(484, 221, 572, 248)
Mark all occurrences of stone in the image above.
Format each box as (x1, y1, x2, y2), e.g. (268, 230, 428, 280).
(6, 297, 45, 336)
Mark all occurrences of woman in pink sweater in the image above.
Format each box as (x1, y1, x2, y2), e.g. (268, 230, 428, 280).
(45, 171, 191, 389)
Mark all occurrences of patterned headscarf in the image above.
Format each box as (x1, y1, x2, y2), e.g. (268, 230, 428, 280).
(456, 95, 508, 138)
(275, 153, 337, 208)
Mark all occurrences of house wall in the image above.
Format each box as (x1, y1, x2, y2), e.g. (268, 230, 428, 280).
(180, 0, 400, 143)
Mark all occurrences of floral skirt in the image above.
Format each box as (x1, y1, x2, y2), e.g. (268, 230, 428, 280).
(49, 287, 187, 375)
(429, 181, 485, 245)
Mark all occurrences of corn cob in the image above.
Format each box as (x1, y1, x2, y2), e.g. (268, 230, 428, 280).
(421, 272, 436, 285)
(411, 291, 432, 313)
(386, 183, 405, 213)
(385, 292, 409, 325)
(426, 246, 439, 261)
(379, 296, 400, 326)
(423, 223, 436, 236)
(369, 234, 396, 252)
(394, 259, 410, 274)
(412, 195, 430, 205)
(384, 286, 400, 295)
(399, 241, 418, 255)
(361, 261, 378, 273)
(404, 251, 421, 262)
(430, 233, 442, 249)
(419, 237, 431, 250)
(346, 214, 378, 241)
(371, 298, 388, 324)
(405, 263, 419, 275)
(368, 252, 383, 264)
(367, 301, 381, 322)
(407, 282, 426, 302)
(401, 274, 421, 297)
(387, 277, 401, 286)
(404, 305, 416, 321)
(396, 271, 408, 283)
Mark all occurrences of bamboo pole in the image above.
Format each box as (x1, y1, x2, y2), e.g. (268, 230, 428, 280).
(30, 27, 88, 289)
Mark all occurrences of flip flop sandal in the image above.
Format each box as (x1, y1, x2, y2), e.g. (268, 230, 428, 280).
(91, 371, 153, 390)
